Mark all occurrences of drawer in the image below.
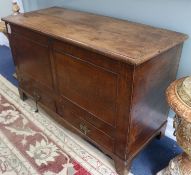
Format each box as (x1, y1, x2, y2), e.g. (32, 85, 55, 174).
(57, 96, 114, 138)
(19, 74, 56, 111)
(57, 101, 114, 152)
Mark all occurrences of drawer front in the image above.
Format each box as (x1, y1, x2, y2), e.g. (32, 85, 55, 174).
(53, 51, 118, 127)
(57, 101, 114, 152)
(57, 96, 114, 138)
(19, 74, 56, 111)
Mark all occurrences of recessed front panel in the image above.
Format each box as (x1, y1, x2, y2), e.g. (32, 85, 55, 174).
(54, 52, 118, 127)
(11, 31, 53, 89)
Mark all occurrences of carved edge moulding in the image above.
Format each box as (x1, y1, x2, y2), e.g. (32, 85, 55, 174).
(167, 77, 191, 122)
(157, 77, 191, 175)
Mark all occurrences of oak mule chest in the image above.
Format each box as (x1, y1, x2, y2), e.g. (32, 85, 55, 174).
(3, 7, 188, 175)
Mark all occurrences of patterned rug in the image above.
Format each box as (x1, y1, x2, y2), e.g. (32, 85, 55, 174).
(0, 75, 133, 175)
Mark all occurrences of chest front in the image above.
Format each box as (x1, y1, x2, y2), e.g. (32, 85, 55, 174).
(3, 7, 187, 175)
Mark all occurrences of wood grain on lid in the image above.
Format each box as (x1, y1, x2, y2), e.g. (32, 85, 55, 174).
(2, 7, 188, 65)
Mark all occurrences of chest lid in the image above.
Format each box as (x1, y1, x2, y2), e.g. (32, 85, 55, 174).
(2, 7, 188, 65)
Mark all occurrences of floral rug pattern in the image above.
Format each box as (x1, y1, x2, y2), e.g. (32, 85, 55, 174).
(0, 75, 118, 175)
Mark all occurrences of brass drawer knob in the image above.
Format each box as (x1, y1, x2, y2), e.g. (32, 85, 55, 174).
(80, 123, 90, 135)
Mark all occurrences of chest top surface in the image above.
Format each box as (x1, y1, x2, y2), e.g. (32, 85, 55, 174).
(2, 7, 188, 65)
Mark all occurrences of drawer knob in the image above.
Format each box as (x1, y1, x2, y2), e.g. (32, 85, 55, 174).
(80, 123, 90, 135)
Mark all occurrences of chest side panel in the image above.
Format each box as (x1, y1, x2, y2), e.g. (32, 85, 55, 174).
(128, 44, 183, 159)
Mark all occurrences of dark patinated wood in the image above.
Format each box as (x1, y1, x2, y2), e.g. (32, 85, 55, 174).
(2, 7, 188, 174)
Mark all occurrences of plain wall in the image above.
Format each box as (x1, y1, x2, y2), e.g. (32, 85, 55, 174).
(22, 0, 191, 78)
(0, 0, 12, 46)
(0, 0, 12, 18)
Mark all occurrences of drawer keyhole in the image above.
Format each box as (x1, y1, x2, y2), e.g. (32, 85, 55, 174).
(80, 123, 90, 135)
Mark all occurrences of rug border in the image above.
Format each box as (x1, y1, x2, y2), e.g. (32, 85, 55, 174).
(0, 75, 123, 175)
